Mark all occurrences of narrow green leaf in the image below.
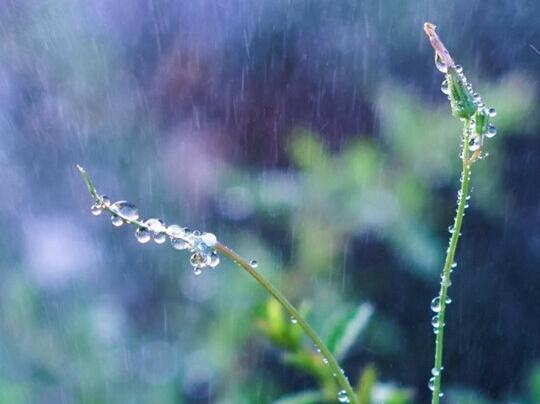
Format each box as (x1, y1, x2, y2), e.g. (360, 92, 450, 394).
(357, 364, 377, 404)
(326, 303, 374, 361)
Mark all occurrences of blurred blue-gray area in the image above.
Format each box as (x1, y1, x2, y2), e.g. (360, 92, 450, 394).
(0, 1, 539, 403)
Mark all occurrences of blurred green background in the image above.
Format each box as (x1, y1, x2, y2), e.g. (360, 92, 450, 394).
(0, 1, 539, 403)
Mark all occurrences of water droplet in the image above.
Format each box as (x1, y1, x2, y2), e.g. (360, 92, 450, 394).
(435, 54, 447, 73)
(431, 297, 441, 313)
(432, 315, 440, 328)
(167, 225, 189, 249)
(440, 277, 452, 287)
(145, 218, 166, 233)
(193, 267, 202, 276)
(440, 79, 449, 95)
(428, 376, 435, 391)
(322, 357, 329, 365)
(486, 124, 497, 138)
(100, 195, 111, 207)
(290, 316, 298, 324)
(439, 392, 444, 398)
(111, 215, 124, 227)
(201, 232, 217, 247)
(451, 262, 457, 269)
(468, 137, 481, 152)
(337, 390, 349, 403)
(472, 92, 481, 102)
(167, 224, 184, 237)
(446, 297, 452, 304)
(111, 201, 139, 222)
(431, 367, 441, 376)
(135, 227, 151, 243)
(488, 107, 497, 117)
(454, 64, 463, 73)
(250, 260, 258, 268)
(209, 251, 220, 268)
(171, 238, 189, 250)
(190, 253, 204, 268)
(90, 204, 102, 216)
(448, 225, 454, 234)
(153, 232, 167, 244)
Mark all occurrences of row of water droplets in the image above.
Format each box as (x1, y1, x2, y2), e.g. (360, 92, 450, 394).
(312, 346, 351, 402)
(90, 196, 220, 275)
(437, 55, 497, 153)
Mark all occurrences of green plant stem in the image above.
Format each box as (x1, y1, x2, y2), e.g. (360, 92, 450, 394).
(215, 242, 358, 404)
(76, 165, 358, 404)
(431, 121, 471, 404)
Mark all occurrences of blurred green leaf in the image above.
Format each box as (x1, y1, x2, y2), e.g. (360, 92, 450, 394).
(289, 130, 330, 170)
(357, 364, 377, 404)
(326, 303, 374, 361)
(256, 298, 303, 351)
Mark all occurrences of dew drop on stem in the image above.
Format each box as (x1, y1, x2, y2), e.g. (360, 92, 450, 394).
(337, 390, 350, 403)
(111, 201, 139, 221)
(135, 227, 151, 243)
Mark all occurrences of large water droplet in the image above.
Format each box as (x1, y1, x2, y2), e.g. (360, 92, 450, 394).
(111, 215, 124, 227)
(153, 232, 167, 244)
(111, 201, 139, 221)
(145, 218, 166, 233)
(201, 232, 217, 247)
(431, 297, 441, 313)
(440, 79, 449, 95)
(337, 390, 349, 403)
(428, 376, 435, 391)
(435, 54, 447, 73)
(250, 260, 258, 268)
(168, 225, 189, 249)
(190, 253, 204, 268)
(486, 124, 497, 138)
(468, 137, 481, 152)
(171, 238, 189, 250)
(100, 195, 111, 207)
(488, 107, 497, 118)
(91, 204, 102, 216)
(431, 367, 441, 376)
(135, 227, 151, 243)
(167, 224, 185, 238)
(209, 251, 220, 268)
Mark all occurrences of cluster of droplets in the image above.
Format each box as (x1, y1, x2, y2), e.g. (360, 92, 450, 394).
(430, 293, 453, 335)
(428, 369, 444, 398)
(89, 195, 220, 275)
(437, 57, 497, 154)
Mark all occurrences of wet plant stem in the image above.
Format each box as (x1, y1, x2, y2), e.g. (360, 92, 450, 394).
(77, 165, 358, 404)
(432, 120, 472, 404)
(215, 242, 358, 404)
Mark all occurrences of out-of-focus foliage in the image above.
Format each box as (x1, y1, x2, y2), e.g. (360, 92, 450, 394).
(0, 0, 539, 403)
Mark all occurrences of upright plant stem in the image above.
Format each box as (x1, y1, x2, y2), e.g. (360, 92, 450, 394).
(77, 165, 358, 404)
(431, 121, 471, 403)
